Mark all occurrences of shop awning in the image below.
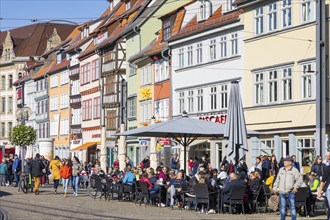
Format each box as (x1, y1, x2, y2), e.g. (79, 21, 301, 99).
(70, 142, 98, 151)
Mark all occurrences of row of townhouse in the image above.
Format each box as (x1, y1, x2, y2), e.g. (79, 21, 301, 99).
(1, 0, 329, 173)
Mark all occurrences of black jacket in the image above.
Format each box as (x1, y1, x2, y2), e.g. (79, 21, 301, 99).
(222, 179, 246, 203)
(30, 158, 45, 177)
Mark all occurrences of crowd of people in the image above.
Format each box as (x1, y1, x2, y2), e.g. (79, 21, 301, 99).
(1, 152, 330, 220)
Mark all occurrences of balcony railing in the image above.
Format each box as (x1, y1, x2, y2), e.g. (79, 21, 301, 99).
(102, 62, 115, 74)
(70, 95, 81, 108)
(35, 113, 48, 122)
(70, 68, 80, 78)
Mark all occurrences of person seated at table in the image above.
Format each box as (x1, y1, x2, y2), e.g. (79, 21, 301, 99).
(147, 167, 157, 185)
(217, 165, 228, 185)
(306, 172, 319, 217)
(265, 170, 275, 190)
(131, 167, 140, 181)
(140, 172, 159, 195)
(168, 170, 186, 208)
(205, 172, 217, 214)
(123, 166, 136, 185)
(186, 171, 203, 197)
(222, 173, 246, 205)
(248, 171, 261, 212)
(237, 167, 248, 181)
(156, 166, 167, 184)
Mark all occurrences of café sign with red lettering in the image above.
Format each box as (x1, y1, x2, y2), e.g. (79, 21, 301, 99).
(198, 114, 227, 124)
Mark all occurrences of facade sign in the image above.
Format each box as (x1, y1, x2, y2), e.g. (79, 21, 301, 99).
(158, 138, 170, 145)
(198, 114, 227, 124)
(139, 140, 148, 147)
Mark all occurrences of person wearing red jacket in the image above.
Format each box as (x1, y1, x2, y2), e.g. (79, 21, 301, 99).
(60, 160, 72, 197)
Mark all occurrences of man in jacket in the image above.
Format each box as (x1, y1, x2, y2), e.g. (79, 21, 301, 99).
(317, 153, 330, 220)
(12, 154, 21, 187)
(222, 173, 246, 204)
(30, 153, 45, 195)
(273, 156, 303, 220)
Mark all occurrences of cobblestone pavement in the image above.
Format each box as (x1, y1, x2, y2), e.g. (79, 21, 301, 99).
(0, 185, 327, 220)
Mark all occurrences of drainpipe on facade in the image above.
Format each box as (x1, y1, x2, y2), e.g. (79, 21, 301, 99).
(98, 49, 107, 172)
(149, 116, 157, 169)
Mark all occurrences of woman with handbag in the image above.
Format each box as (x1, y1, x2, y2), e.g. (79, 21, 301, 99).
(49, 156, 62, 194)
(72, 156, 82, 197)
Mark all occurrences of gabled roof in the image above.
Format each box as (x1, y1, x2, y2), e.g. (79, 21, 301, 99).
(0, 23, 76, 57)
(77, 41, 96, 60)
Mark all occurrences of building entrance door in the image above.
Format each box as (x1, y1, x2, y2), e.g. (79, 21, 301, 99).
(282, 140, 289, 157)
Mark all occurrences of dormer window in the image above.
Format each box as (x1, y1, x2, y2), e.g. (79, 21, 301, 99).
(163, 18, 171, 40)
(198, 0, 212, 22)
(126, 1, 131, 10)
(5, 49, 10, 62)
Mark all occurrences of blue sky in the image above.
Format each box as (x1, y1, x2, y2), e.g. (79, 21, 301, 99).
(0, 0, 110, 31)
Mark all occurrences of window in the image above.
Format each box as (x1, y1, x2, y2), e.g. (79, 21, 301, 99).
(178, 92, 185, 114)
(50, 121, 59, 136)
(80, 63, 91, 84)
(220, 36, 227, 58)
(107, 110, 117, 130)
(92, 59, 100, 81)
(199, 0, 211, 21)
(255, 7, 264, 34)
(50, 96, 58, 111)
(60, 70, 69, 85)
(60, 93, 69, 109)
(297, 138, 315, 166)
(60, 119, 69, 135)
(8, 122, 12, 134)
(282, 0, 292, 28)
(1, 76, 5, 89)
(5, 49, 10, 62)
(140, 64, 152, 86)
(93, 97, 100, 119)
(126, 1, 131, 10)
(254, 73, 264, 104)
(72, 109, 82, 125)
(140, 101, 152, 123)
(70, 54, 79, 66)
(301, 0, 313, 22)
(9, 75, 13, 88)
(1, 97, 5, 112)
(57, 53, 62, 64)
(282, 67, 292, 101)
(259, 139, 275, 155)
(178, 48, 184, 68)
(197, 89, 203, 112)
(8, 97, 12, 113)
(163, 19, 171, 40)
(1, 122, 5, 137)
(196, 43, 203, 64)
(210, 87, 217, 110)
(187, 46, 193, 66)
(301, 62, 314, 99)
(268, 2, 277, 31)
(82, 99, 92, 120)
(50, 74, 58, 88)
(155, 98, 169, 121)
(127, 97, 136, 119)
(268, 70, 278, 103)
(129, 63, 137, 76)
(155, 59, 169, 82)
(71, 80, 80, 96)
(230, 33, 238, 56)
(188, 90, 194, 113)
(209, 39, 216, 61)
(219, 85, 228, 109)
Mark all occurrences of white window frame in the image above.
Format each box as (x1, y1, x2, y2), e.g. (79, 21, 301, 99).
(127, 97, 136, 119)
(155, 98, 169, 121)
(255, 7, 264, 35)
(282, 0, 292, 28)
(155, 59, 169, 82)
(196, 43, 203, 64)
(267, 2, 277, 32)
(60, 93, 69, 109)
(282, 67, 293, 101)
(187, 90, 194, 113)
(220, 36, 227, 58)
(50, 96, 58, 111)
(254, 72, 264, 104)
(230, 33, 238, 56)
(60, 70, 69, 85)
(178, 92, 185, 114)
(210, 86, 217, 110)
(50, 74, 58, 88)
(72, 109, 82, 125)
(219, 84, 228, 109)
(71, 80, 80, 96)
(197, 89, 204, 112)
(178, 48, 184, 68)
(209, 39, 217, 61)
(301, 61, 315, 100)
(60, 119, 69, 135)
(268, 70, 278, 103)
(301, 0, 314, 23)
(140, 100, 152, 124)
(187, 46, 193, 66)
(140, 64, 152, 86)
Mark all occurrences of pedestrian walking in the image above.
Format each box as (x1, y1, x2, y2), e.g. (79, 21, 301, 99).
(0, 159, 8, 186)
(12, 154, 21, 187)
(273, 156, 303, 220)
(30, 153, 45, 195)
(49, 156, 62, 195)
(170, 153, 180, 174)
(318, 151, 330, 220)
(60, 160, 72, 197)
(71, 156, 82, 197)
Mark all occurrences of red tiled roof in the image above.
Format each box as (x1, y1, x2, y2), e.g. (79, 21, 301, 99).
(169, 9, 243, 41)
(32, 61, 55, 80)
(77, 41, 95, 60)
(47, 60, 70, 74)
